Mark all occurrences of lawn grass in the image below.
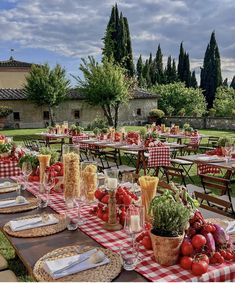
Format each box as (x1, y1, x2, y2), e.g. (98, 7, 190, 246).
(0, 126, 235, 281)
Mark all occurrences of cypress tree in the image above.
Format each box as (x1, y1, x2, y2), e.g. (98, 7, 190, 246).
(178, 42, 185, 82)
(123, 17, 135, 76)
(230, 76, 235, 89)
(165, 56, 172, 83)
(200, 31, 222, 108)
(183, 53, 191, 87)
(155, 44, 164, 84)
(171, 59, 178, 82)
(190, 71, 198, 88)
(142, 59, 151, 87)
(223, 78, 228, 87)
(102, 4, 134, 76)
(136, 55, 144, 87)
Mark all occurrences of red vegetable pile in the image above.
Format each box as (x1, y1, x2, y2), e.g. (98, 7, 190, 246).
(89, 186, 138, 225)
(179, 210, 235, 276)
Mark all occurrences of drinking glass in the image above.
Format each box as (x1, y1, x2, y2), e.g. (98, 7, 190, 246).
(121, 172, 134, 189)
(119, 243, 139, 271)
(21, 161, 32, 190)
(104, 168, 119, 190)
(43, 171, 55, 206)
(224, 140, 233, 163)
(124, 205, 144, 249)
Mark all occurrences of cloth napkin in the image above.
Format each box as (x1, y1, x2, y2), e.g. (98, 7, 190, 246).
(226, 221, 235, 235)
(0, 198, 29, 208)
(0, 181, 16, 189)
(43, 248, 110, 279)
(9, 214, 59, 232)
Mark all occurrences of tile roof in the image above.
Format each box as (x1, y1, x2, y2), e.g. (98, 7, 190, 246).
(0, 57, 34, 68)
(0, 88, 158, 100)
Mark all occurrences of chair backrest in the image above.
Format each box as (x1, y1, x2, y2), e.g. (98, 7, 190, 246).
(199, 174, 230, 196)
(208, 136, 219, 148)
(194, 191, 233, 217)
(162, 166, 186, 186)
(147, 146, 170, 168)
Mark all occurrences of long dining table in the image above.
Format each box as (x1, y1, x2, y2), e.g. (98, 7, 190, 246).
(1, 178, 235, 282)
(77, 139, 186, 174)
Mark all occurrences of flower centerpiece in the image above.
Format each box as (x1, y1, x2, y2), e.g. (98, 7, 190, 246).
(69, 124, 84, 136)
(149, 182, 196, 266)
(0, 142, 13, 158)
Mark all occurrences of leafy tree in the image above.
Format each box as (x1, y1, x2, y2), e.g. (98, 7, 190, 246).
(190, 71, 198, 88)
(102, 4, 134, 76)
(200, 31, 222, 108)
(25, 64, 70, 126)
(75, 57, 133, 128)
(151, 82, 206, 116)
(230, 76, 235, 89)
(213, 86, 235, 116)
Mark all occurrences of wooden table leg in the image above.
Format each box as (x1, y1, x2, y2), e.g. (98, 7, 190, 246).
(136, 151, 146, 175)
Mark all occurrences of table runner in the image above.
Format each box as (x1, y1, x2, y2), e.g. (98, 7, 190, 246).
(16, 180, 235, 282)
(0, 160, 21, 178)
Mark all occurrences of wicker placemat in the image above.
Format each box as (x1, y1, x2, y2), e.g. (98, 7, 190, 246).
(3, 214, 67, 238)
(0, 197, 38, 214)
(206, 218, 235, 242)
(33, 245, 122, 282)
(0, 183, 18, 194)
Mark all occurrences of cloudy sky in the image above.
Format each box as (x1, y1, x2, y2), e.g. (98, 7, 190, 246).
(0, 0, 235, 85)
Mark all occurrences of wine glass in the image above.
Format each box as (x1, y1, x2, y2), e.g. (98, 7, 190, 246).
(124, 205, 144, 249)
(21, 161, 32, 190)
(224, 140, 233, 163)
(43, 171, 55, 206)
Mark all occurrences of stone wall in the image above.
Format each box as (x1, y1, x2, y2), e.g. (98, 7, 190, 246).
(162, 116, 235, 130)
(1, 97, 158, 128)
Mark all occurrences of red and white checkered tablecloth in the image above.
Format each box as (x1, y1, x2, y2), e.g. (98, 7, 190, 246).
(72, 134, 89, 149)
(0, 160, 21, 178)
(197, 163, 221, 175)
(148, 146, 170, 167)
(11, 179, 234, 282)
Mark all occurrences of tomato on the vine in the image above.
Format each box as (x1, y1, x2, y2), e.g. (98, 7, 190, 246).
(197, 254, 209, 265)
(191, 260, 208, 276)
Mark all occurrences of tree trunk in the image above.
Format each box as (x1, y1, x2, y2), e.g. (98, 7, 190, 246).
(48, 106, 55, 126)
(101, 105, 114, 126)
(114, 102, 120, 129)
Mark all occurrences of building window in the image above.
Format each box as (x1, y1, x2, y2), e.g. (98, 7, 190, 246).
(13, 112, 20, 121)
(43, 111, 50, 120)
(74, 110, 80, 119)
(137, 108, 142, 116)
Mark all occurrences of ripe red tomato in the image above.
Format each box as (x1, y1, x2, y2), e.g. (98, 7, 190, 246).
(199, 254, 209, 264)
(97, 209, 103, 220)
(123, 194, 132, 206)
(192, 260, 208, 276)
(181, 240, 194, 256)
(180, 256, 193, 270)
(220, 250, 227, 259)
(204, 224, 213, 233)
(225, 251, 233, 261)
(192, 234, 207, 249)
(102, 213, 109, 222)
(142, 235, 152, 250)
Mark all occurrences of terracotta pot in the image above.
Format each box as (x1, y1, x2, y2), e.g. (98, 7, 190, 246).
(150, 231, 184, 266)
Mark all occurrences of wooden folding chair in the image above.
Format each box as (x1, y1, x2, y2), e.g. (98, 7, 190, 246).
(199, 174, 234, 215)
(162, 166, 187, 186)
(194, 191, 234, 217)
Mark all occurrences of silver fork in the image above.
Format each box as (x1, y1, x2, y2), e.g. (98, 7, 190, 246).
(53, 245, 90, 275)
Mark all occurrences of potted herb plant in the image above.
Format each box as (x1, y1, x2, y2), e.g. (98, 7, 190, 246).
(149, 183, 195, 266)
(0, 143, 12, 158)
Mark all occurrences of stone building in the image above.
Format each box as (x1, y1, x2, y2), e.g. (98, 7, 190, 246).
(0, 58, 158, 128)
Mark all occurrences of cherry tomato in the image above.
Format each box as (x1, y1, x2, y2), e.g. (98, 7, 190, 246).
(213, 252, 222, 260)
(220, 250, 227, 259)
(210, 225, 216, 233)
(192, 260, 208, 276)
(217, 255, 225, 264)
(204, 224, 213, 233)
(181, 240, 194, 256)
(192, 234, 207, 249)
(209, 256, 217, 264)
(180, 256, 193, 270)
(225, 251, 233, 261)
